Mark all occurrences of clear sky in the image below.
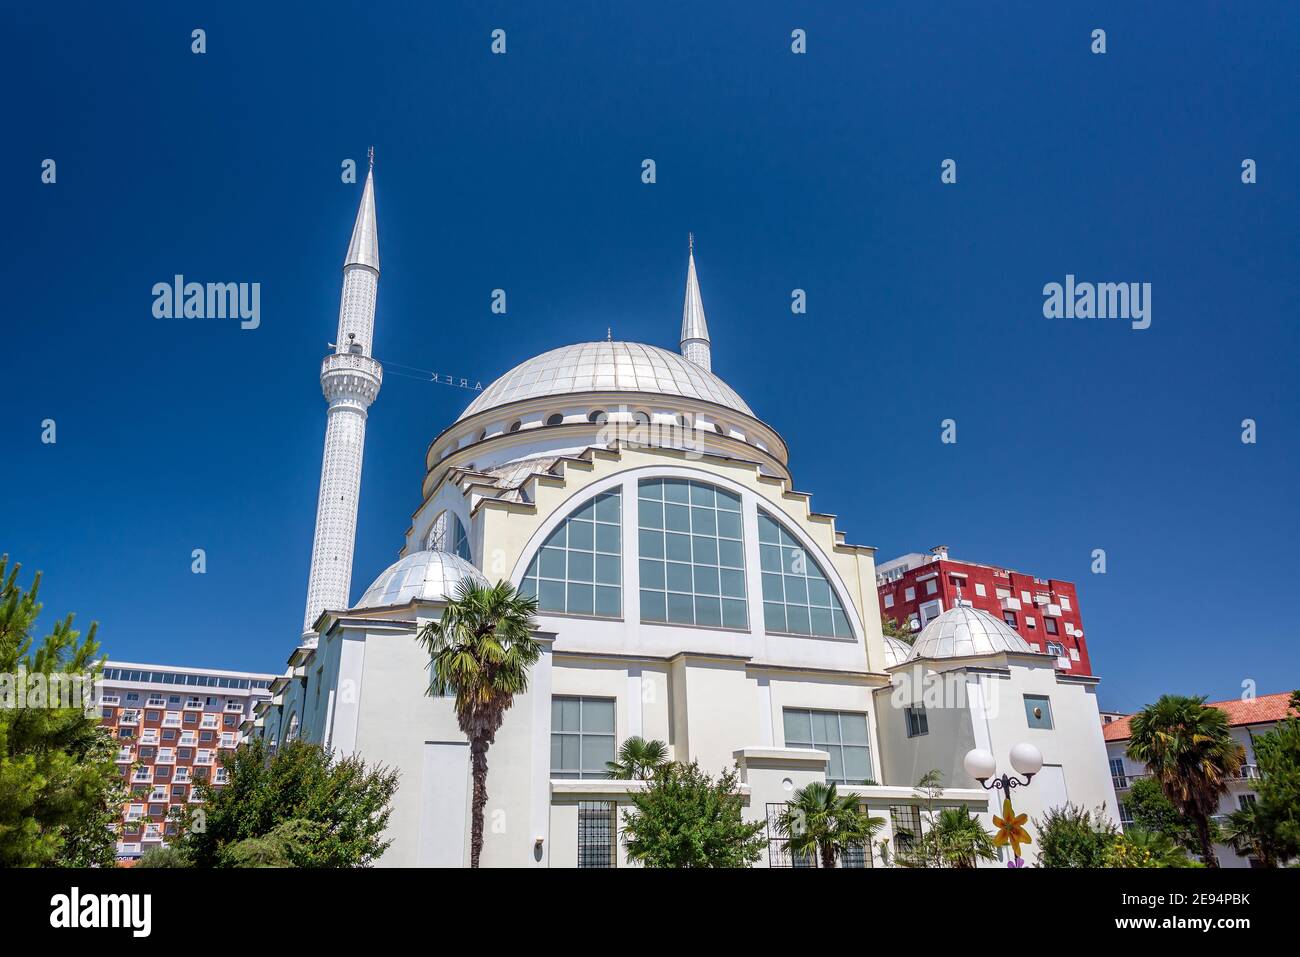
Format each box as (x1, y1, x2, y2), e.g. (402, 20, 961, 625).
(5, 2, 1297, 713)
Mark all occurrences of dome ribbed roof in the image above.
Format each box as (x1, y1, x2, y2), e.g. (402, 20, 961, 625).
(906, 605, 1035, 661)
(458, 341, 753, 421)
(882, 635, 914, 668)
(354, 551, 488, 609)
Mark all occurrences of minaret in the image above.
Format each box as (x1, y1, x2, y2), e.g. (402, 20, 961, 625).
(679, 233, 712, 372)
(301, 150, 383, 637)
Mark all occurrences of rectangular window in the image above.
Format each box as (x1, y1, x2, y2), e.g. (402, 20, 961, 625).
(883, 593, 894, 608)
(1003, 611, 1018, 629)
(975, 583, 987, 597)
(1119, 801, 1133, 826)
(890, 805, 921, 857)
(1024, 695, 1054, 730)
(904, 587, 915, 602)
(577, 801, 616, 868)
(1044, 617, 1059, 635)
(765, 803, 815, 868)
(905, 706, 929, 738)
(638, 479, 747, 630)
(783, 708, 873, 784)
(551, 696, 616, 779)
(1238, 794, 1256, 809)
(1046, 641, 1065, 657)
(1025, 616, 1037, 629)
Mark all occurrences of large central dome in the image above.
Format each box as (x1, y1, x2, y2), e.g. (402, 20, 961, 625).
(458, 341, 753, 422)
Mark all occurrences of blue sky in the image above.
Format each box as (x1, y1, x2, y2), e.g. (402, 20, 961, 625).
(4, 2, 1297, 712)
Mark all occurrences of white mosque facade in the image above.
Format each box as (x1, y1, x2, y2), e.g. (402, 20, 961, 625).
(253, 168, 1120, 867)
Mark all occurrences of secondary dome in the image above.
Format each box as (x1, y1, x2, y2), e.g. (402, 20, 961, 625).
(882, 635, 913, 668)
(354, 550, 488, 609)
(906, 605, 1035, 661)
(458, 341, 753, 421)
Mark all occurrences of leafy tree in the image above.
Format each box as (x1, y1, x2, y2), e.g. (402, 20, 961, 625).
(893, 769, 944, 867)
(1034, 803, 1117, 867)
(927, 806, 999, 868)
(1126, 695, 1246, 867)
(606, 736, 669, 780)
(774, 781, 884, 868)
(178, 738, 397, 867)
(1105, 828, 1198, 868)
(881, 615, 915, 645)
(621, 761, 766, 868)
(134, 844, 192, 868)
(0, 555, 122, 867)
(1241, 716, 1300, 863)
(1125, 776, 1195, 849)
(417, 580, 541, 868)
(1221, 801, 1282, 868)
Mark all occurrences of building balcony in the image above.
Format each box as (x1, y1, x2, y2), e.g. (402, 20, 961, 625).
(224, 701, 245, 713)
(145, 697, 166, 708)
(999, 596, 1022, 611)
(1230, 764, 1259, 784)
(1045, 603, 1062, 617)
(1112, 773, 1150, 791)
(116, 748, 133, 763)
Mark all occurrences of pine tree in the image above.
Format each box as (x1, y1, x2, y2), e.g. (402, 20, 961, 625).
(0, 554, 123, 867)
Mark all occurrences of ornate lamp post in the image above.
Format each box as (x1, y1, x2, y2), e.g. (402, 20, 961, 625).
(964, 744, 1043, 867)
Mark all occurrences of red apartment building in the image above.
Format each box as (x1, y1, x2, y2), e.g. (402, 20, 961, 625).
(875, 546, 1094, 676)
(98, 661, 275, 860)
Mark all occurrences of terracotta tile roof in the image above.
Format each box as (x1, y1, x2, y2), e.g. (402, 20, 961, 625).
(1102, 691, 1297, 742)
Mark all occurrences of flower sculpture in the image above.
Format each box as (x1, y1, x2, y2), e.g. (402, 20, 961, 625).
(992, 797, 1032, 859)
(1007, 856, 1025, 868)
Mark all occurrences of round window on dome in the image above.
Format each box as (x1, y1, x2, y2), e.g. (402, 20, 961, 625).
(632, 411, 650, 426)
(588, 410, 607, 425)
(508, 420, 522, 433)
(546, 413, 564, 426)
(714, 421, 728, 436)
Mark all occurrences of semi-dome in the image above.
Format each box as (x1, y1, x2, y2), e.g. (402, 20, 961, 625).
(354, 550, 488, 609)
(458, 341, 753, 422)
(882, 635, 913, 668)
(906, 605, 1035, 661)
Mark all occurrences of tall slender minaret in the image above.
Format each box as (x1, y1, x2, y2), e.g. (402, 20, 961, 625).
(679, 233, 712, 371)
(301, 150, 383, 637)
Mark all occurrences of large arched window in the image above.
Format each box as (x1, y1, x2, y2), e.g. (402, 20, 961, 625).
(521, 490, 622, 617)
(426, 510, 471, 561)
(758, 509, 853, 638)
(638, 479, 747, 629)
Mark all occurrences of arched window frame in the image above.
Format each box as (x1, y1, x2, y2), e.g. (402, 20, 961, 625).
(426, 510, 472, 561)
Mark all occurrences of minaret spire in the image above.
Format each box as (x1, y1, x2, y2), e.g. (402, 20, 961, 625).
(679, 233, 712, 372)
(301, 160, 385, 638)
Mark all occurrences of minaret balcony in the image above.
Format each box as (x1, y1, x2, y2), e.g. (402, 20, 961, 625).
(321, 352, 383, 406)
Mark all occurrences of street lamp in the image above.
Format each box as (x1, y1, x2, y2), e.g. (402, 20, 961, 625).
(963, 743, 1043, 793)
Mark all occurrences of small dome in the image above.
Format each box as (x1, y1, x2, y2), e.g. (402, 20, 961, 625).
(906, 605, 1034, 661)
(882, 635, 913, 668)
(354, 550, 488, 609)
(458, 341, 753, 421)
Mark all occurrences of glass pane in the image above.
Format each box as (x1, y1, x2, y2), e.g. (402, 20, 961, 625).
(666, 561, 692, 592)
(694, 565, 720, 595)
(667, 592, 694, 624)
(715, 488, 741, 512)
(783, 709, 812, 746)
(691, 506, 716, 536)
(844, 746, 872, 783)
(641, 589, 666, 622)
(583, 699, 615, 733)
(539, 580, 565, 612)
(689, 483, 715, 507)
(582, 735, 615, 773)
(572, 499, 595, 521)
(760, 544, 782, 573)
(639, 479, 663, 501)
(540, 548, 566, 579)
(594, 493, 620, 523)
(663, 480, 689, 504)
(559, 697, 581, 732)
(640, 559, 665, 589)
(544, 524, 567, 549)
(762, 572, 785, 602)
(840, 714, 869, 745)
(692, 536, 718, 565)
(763, 602, 786, 633)
(566, 583, 594, 615)
(826, 746, 845, 783)
(811, 710, 838, 744)
(595, 523, 620, 554)
(640, 500, 663, 529)
(722, 599, 747, 629)
(786, 604, 811, 635)
(665, 533, 692, 562)
(560, 734, 580, 770)
(716, 510, 743, 540)
(519, 578, 537, 599)
(758, 514, 780, 544)
(664, 503, 691, 532)
(567, 519, 594, 551)
(550, 734, 562, 772)
(639, 529, 664, 559)
(718, 538, 744, 569)
(832, 609, 851, 638)
(594, 586, 621, 617)
(568, 551, 594, 583)
(720, 568, 746, 599)
(694, 595, 722, 627)
(809, 607, 833, 637)
(807, 578, 832, 607)
(595, 554, 621, 585)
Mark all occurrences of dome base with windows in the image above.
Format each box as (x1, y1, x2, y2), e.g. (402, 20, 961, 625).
(265, 201, 1120, 868)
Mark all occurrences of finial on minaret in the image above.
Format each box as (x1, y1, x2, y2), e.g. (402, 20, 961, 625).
(679, 233, 712, 372)
(344, 157, 380, 273)
(368, 145, 375, 170)
(606, 327, 612, 342)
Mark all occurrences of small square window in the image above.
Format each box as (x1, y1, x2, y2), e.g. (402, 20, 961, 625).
(1003, 611, 1017, 629)
(905, 706, 929, 738)
(1044, 617, 1059, 635)
(1024, 695, 1054, 730)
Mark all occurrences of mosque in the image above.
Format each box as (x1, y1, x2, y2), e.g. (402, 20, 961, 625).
(252, 161, 1120, 867)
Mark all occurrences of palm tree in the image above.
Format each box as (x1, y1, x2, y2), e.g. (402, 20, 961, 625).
(1126, 695, 1246, 867)
(417, 580, 541, 868)
(606, 736, 669, 780)
(1222, 802, 1279, 868)
(775, 782, 885, 868)
(930, 806, 998, 868)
